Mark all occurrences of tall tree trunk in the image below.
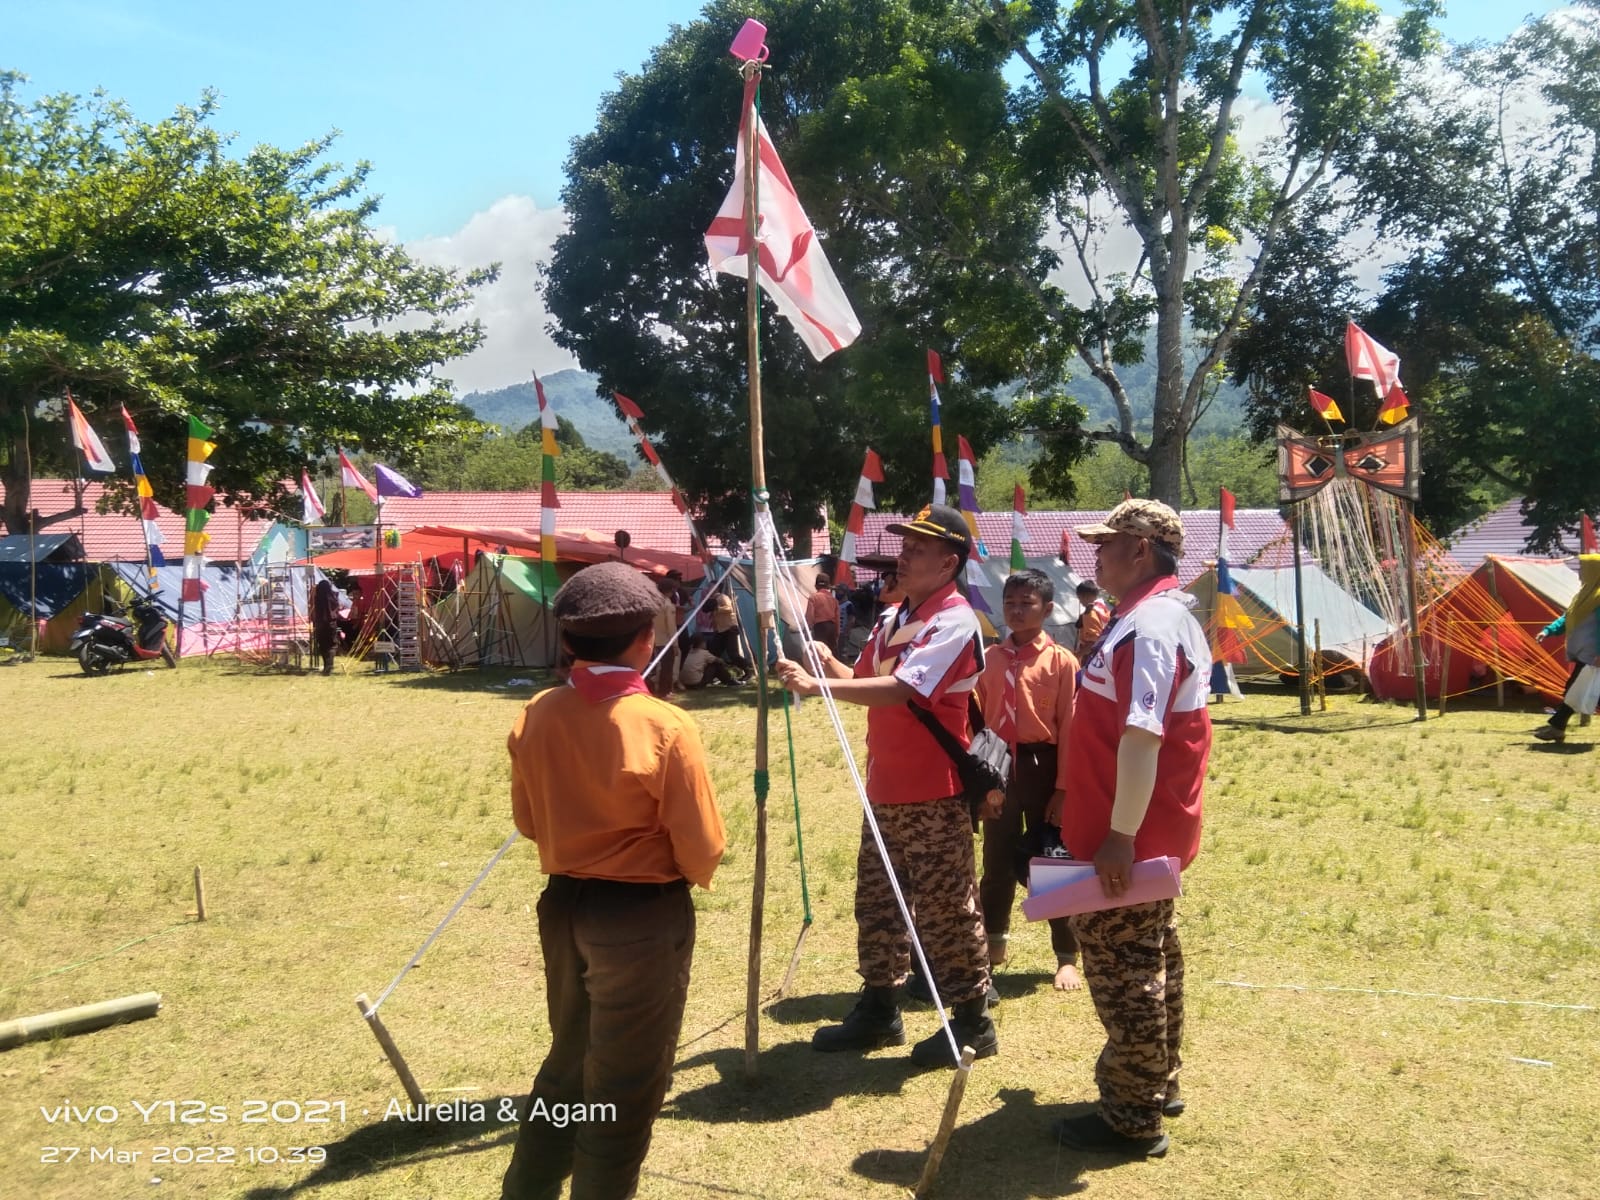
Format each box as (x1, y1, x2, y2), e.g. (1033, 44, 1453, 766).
(2, 428, 32, 536)
(1147, 244, 1190, 508)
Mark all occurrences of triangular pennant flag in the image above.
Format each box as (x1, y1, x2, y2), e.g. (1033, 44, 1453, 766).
(67, 396, 115, 473)
(1308, 388, 1344, 422)
(1010, 484, 1027, 571)
(1376, 381, 1410, 426)
(614, 392, 645, 421)
(1582, 514, 1598, 554)
(1220, 487, 1236, 529)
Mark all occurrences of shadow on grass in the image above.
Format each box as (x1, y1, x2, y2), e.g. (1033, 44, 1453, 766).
(1526, 740, 1595, 754)
(852, 1087, 1158, 1197)
(1211, 709, 1420, 735)
(240, 1097, 519, 1198)
(666, 1037, 922, 1124)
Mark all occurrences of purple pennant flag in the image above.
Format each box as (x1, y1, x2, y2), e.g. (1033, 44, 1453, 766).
(375, 464, 422, 499)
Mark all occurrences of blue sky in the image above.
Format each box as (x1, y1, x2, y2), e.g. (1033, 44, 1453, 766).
(5, 1, 1567, 390)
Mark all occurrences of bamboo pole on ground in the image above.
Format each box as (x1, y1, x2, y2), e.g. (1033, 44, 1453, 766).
(913, 1046, 978, 1198)
(0, 993, 161, 1050)
(355, 994, 427, 1109)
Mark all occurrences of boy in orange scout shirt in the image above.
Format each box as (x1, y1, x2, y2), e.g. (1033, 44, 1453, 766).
(975, 569, 1082, 991)
(501, 562, 725, 1200)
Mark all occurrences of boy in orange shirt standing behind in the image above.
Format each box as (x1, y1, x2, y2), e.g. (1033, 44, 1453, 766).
(976, 569, 1082, 991)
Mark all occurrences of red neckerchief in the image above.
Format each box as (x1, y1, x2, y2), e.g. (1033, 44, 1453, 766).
(993, 629, 1050, 747)
(569, 663, 650, 704)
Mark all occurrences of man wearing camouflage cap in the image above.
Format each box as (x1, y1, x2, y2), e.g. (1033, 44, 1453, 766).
(1053, 498, 1212, 1159)
(502, 562, 726, 1199)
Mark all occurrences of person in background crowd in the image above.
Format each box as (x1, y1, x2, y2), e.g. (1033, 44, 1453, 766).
(1076, 579, 1111, 655)
(1534, 553, 1600, 743)
(807, 574, 841, 653)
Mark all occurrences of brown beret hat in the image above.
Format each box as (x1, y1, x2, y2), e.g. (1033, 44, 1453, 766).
(552, 562, 665, 637)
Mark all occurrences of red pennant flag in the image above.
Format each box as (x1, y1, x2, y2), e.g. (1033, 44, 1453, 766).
(1013, 483, 1027, 515)
(614, 392, 644, 420)
(1308, 387, 1344, 422)
(861, 448, 884, 483)
(927, 349, 943, 383)
(1583, 514, 1598, 554)
(1220, 487, 1236, 529)
(1376, 381, 1410, 426)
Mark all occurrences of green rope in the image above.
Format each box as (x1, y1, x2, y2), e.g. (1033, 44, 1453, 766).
(4, 921, 191, 991)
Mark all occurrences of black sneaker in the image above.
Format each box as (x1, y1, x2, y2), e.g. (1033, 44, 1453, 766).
(1053, 1112, 1169, 1158)
(811, 986, 904, 1053)
(1533, 725, 1565, 743)
(1163, 1082, 1185, 1118)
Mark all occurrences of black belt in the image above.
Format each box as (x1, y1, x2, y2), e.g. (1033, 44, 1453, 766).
(545, 874, 688, 897)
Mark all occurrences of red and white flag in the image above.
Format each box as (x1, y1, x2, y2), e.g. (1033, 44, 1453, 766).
(67, 395, 115, 473)
(838, 448, 884, 582)
(339, 450, 377, 502)
(1345, 321, 1401, 396)
(705, 77, 861, 361)
(1582, 514, 1598, 555)
(300, 469, 325, 523)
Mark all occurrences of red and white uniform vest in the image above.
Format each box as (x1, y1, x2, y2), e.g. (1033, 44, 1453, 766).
(1061, 576, 1212, 869)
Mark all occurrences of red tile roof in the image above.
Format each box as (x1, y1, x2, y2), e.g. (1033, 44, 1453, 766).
(858, 509, 1293, 587)
(27, 479, 273, 563)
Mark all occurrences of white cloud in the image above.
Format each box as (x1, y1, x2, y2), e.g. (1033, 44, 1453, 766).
(404, 196, 578, 394)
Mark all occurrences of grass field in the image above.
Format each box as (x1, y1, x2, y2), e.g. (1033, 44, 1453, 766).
(1, 655, 1597, 1200)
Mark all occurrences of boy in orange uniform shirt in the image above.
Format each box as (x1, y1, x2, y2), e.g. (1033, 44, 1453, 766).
(501, 562, 725, 1200)
(975, 569, 1082, 991)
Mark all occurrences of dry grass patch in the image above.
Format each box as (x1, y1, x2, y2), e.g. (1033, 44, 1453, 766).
(1, 658, 1596, 1198)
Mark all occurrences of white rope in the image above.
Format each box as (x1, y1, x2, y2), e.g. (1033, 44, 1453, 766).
(1214, 979, 1595, 1012)
(371, 831, 522, 1012)
(643, 556, 739, 680)
(756, 512, 962, 1063)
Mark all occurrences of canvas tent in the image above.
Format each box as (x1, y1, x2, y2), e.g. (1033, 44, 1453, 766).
(1369, 555, 1579, 702)
(425, 554, 567, 668)
(1187, 561, 1393, 679)
(0, 562, 113, 653)
(104, 562, 321, 658)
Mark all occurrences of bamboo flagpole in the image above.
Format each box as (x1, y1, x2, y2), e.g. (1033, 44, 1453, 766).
(739, 51, 772, 1086)
(708, 15, 862, 1081)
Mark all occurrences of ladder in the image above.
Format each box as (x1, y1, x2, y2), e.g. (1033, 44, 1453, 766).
(393, 564, 421, 669)
(264, 564, 310, 669)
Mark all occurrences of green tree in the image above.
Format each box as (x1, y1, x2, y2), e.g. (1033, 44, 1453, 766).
(414, 417, 637, 493)
(978, 0, 1438, 505)
(0, 74, 495, 536)
(543, 0, 1077, 546)
(1234, 6, 1599, 546)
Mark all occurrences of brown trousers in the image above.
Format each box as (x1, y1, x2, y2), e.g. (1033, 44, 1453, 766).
(1070, 898, 1184, 1138)
(979, 742, 1077, 963)
(856, 794, 989, 1005)
(501, 875, 694, 1200)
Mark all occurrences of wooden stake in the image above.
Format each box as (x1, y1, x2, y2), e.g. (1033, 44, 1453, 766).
(1438, 618, 1452, 717)
(0, 992, 161, 1050)
(777, 918, 812, 1000)
(1314, 619, 1327, 711)
(355, 993, 427, 1109)
(913, 1045, 978, 1198)
(193, 866, 206, 922)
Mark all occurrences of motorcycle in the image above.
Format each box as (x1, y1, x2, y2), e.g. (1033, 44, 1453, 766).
(71, 597, 177, 675)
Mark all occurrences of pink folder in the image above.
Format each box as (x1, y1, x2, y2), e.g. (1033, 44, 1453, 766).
(1020, 855, 1182, 921)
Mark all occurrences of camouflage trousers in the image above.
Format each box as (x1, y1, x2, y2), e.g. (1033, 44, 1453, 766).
(1069, 898, 1184, 1138)
(857, 794, 990, 1005)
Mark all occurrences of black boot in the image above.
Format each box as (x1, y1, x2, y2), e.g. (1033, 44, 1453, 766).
(812, 985, 904, 1052)
(909, 995, 999, 1068)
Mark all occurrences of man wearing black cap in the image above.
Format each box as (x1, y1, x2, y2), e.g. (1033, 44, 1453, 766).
(775, 503, 995, 1068)
(501, 562, 726, 1200)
